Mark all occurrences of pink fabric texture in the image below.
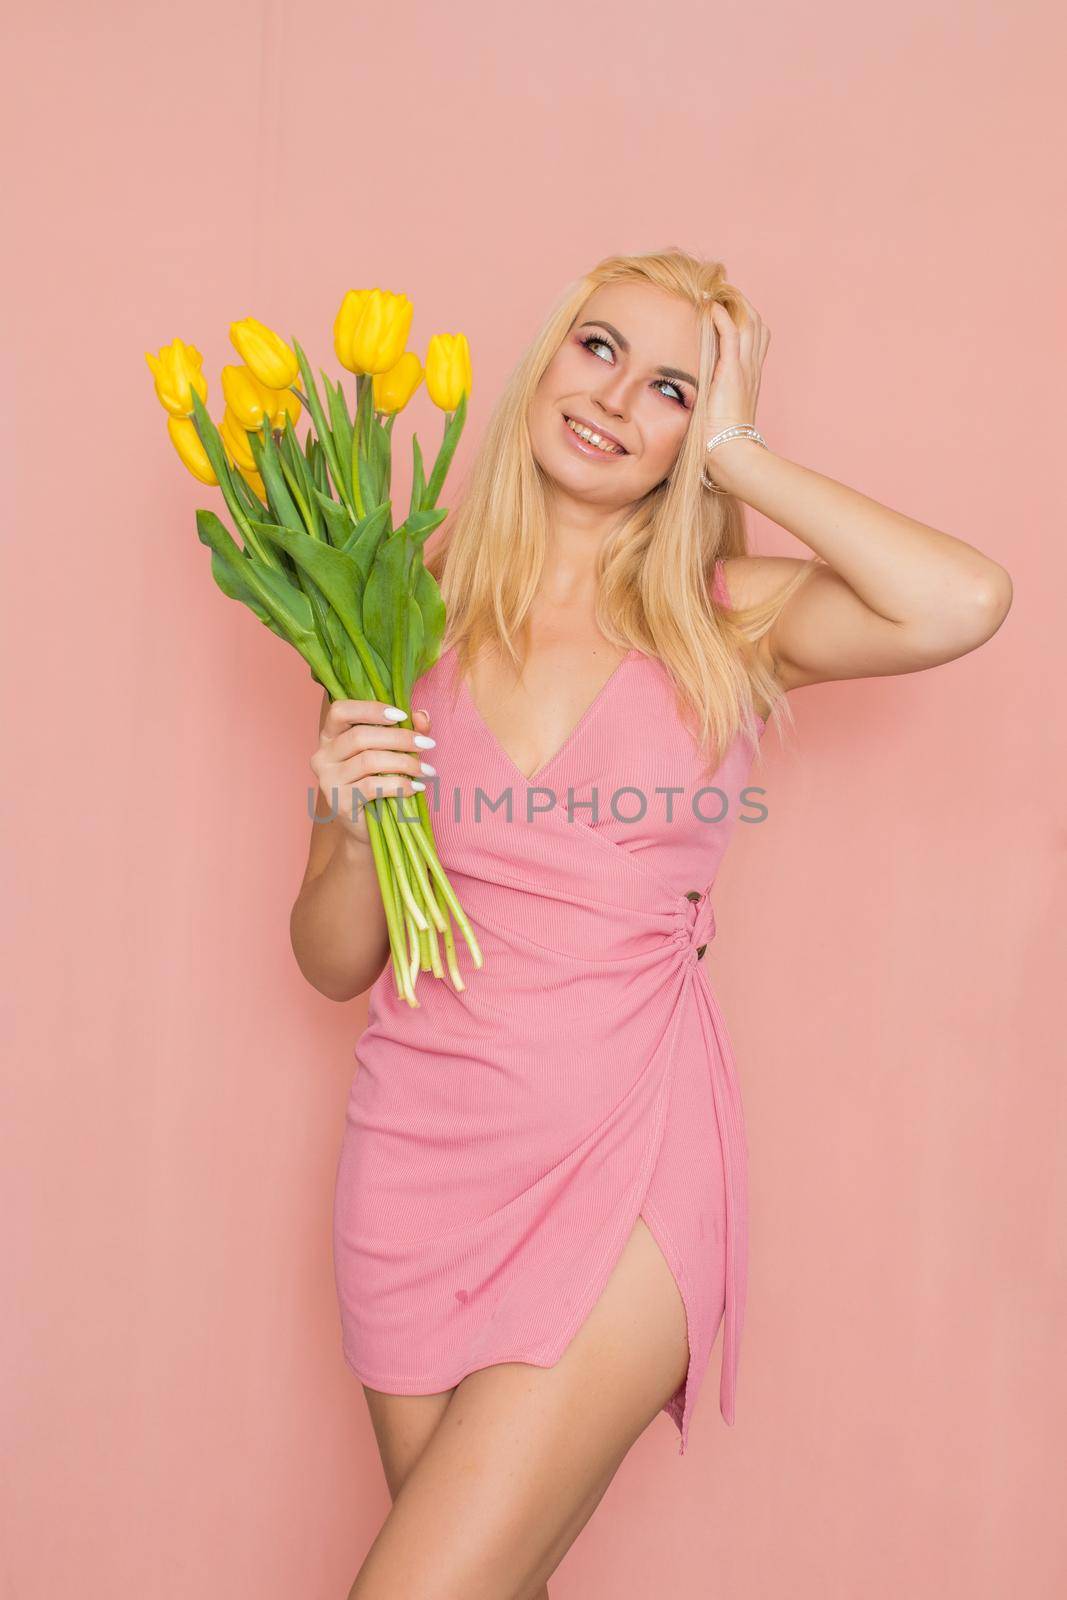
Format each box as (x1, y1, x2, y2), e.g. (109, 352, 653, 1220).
(332, 560, 763, 1454)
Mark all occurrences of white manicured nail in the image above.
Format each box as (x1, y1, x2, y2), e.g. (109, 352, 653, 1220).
(419, 762, 436, 776)
(382, 706, 408, 721)
(413, 734, 436, 748)
(411, 780, 426, 791)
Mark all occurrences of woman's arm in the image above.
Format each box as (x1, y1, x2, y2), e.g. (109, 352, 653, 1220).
(716, 442, 1012, 692)
(704, 294, 1013, 692)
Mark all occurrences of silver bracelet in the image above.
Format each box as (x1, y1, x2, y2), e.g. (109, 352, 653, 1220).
(702, 425, 768, 492)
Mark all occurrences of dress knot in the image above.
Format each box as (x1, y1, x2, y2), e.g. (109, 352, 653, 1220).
(672, 888, 716, 962)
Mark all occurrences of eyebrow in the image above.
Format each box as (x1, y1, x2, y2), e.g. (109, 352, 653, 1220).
(577, 320, 698, 390)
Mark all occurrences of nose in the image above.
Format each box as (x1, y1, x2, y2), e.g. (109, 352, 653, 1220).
(590, 370, 631, 420)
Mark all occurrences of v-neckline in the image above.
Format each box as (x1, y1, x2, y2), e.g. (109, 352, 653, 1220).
(455, 645, 639, 788)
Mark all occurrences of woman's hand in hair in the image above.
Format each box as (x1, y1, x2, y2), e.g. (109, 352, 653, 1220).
(706, 291, 771, 436)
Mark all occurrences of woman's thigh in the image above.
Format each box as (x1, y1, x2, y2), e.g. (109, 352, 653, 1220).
(362, 1385, 457, 1502)
(348, 1214, 689, 1600)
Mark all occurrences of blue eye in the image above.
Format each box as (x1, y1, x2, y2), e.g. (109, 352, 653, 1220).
(578, 332, 689, 407)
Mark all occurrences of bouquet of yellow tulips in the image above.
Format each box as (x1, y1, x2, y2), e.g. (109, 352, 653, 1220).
(146, 287, 482, 1006)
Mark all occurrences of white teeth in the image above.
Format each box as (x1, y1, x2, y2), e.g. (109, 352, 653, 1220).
(565, 416, 623, 454)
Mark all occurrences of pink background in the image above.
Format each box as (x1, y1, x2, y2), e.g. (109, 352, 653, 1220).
(4, 1, 1064, 1594)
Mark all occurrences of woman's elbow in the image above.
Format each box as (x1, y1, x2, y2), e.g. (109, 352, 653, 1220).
(974, 563, 1014, 637)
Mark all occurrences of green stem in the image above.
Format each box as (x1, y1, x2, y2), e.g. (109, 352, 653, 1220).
(391, 793, 447, 931)
(390, 526, 412, 724)
(364, 803, 415, 1005)
(410, 824, 483, 969)
(404, 907, 420, 984)
(424, 393, 467, 507)
(439, 903, 463, 989)
(350, 375, 366, 518)
(420, 918, 443, 979)
(377, 798, 429, 932)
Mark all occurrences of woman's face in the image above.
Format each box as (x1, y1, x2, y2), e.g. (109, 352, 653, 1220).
(528, 281, 701, 510)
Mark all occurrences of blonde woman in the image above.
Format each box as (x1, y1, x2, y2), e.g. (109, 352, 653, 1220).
(290, 249, 1012, 1599)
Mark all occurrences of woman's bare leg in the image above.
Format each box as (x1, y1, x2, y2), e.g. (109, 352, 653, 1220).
(358, 1386, 553, 1599)
(362, 1386, 456, 1504)
(346, 1215, 690, 1600)
(358, 1368, 622, 1600)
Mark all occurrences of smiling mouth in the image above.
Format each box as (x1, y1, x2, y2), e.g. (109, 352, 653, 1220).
(562, 414, 628, 456)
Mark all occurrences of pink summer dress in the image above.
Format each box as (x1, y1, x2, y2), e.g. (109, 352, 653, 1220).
(331, 559, 764, 1455)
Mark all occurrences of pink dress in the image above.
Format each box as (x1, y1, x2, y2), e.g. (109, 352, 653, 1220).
(332, 560, 764, 1454)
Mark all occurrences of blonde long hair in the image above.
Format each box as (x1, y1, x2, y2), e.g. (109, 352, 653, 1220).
(426, 247, 816, 778)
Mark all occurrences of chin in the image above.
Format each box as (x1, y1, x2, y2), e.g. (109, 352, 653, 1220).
(537, 459, 588, 497)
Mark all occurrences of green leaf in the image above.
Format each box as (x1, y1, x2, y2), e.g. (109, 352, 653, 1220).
(361, 635, 391, 692)
(277, 450, 318, 537)
(292, 338, 349, 507)
(187, 387, 270, 560)
(307, 434, 330, 493)
(207, 545, 288, 642)
(248, 422, 304, 534)
(311, 485, 359, 549)
(321, 604, 371, 698)
(278, 413, 323, 536)
(413, 563, 447, 676)
(249, 555, 318, 636)
(407, 507, 448, 546)
(409, 433, 426, 517)
(344, 502, 391, 582)
(368, 411, 391, 502)
(196, 509, 341, 693)
(186, 387, 228, 483)
(289, 558, 333, 658)
(324, 374, 354, 501)
(403, 594, 424, 688)
(231, 467, 267, 519)
(362, 531, 408, 659)
(249, 517, 389, 701)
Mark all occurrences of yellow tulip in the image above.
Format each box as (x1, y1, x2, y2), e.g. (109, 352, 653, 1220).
(372, 351, 424, 414)
(236, 461, 267, 501)
(345, 288, 414, 376)
(219, 407, 259, 474)
(424, 332, 472, 412)
(229, 316, 299, 390)
(222, 363, 302, 433)
(333, 289, 373, 374)
(221, 363, 272, 429)
(167, 414, 218, 484)
(268, 383, 302, 431)
(145, 338, 208, 418)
